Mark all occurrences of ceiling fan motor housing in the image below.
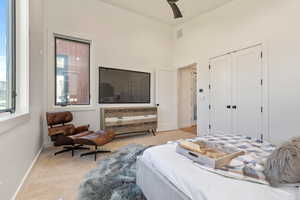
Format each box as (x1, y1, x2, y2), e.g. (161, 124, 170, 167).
(168, 0, 179, 3)
(167, 0, 182, 19)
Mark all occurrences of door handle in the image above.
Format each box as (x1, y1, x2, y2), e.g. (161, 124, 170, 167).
(226, 105, 231, 109)
(232, 105, 237, 109)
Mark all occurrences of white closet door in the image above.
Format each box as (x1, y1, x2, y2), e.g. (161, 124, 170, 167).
(232, 45, 263, 138)
(210, 55, 232, 134)
(156, 69, 178, 131)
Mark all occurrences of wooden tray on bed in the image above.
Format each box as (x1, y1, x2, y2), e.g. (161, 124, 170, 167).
(176, 140, 244, 169)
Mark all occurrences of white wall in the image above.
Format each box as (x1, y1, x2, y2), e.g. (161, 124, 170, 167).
(0, 0, 44, 199)
(4, 0, 300, 198)
(6, 0, 300, 198)
(44, 0, 173, 144)
(173, 0, 300, 144)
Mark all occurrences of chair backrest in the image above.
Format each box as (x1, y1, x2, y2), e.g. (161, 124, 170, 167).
(46, 111, 75, 137)
(46, 111, 73, 126)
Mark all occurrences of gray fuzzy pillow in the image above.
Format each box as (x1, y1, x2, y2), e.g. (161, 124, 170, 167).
(264, 137, 300, 186)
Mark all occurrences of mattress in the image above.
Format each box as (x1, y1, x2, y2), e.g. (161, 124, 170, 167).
(140, 143, 299, 200)
(137, 158, 192, 200)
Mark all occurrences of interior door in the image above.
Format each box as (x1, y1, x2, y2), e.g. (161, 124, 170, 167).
(156, 69, 177, 131)
(210, 55, 232, 134)
(232, 45, 263, 138)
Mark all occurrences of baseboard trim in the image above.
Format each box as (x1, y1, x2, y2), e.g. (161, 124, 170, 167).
(10, 146, 43, 200)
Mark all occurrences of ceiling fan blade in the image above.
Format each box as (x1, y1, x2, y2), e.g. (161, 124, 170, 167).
(168, 2, 183, 19)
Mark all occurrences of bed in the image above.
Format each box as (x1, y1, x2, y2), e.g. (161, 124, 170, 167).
(137, 142, 300, 200)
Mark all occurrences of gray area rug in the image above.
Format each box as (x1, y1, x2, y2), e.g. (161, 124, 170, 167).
(77, 144, 149, 200)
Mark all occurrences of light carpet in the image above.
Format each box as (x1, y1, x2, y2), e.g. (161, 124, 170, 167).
(16, 130, 195, 200)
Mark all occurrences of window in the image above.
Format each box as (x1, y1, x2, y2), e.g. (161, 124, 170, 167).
(0, 0, 16, 113)
(55, 36, 90, 106)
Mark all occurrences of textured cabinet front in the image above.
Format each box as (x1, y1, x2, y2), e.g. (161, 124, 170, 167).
(101, 107, 157, 136)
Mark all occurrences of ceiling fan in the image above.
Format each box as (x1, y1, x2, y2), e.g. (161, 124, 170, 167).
(167, 0, 183, 19)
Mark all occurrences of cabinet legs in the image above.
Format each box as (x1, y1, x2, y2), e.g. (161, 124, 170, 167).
(150, 129, 156, 136)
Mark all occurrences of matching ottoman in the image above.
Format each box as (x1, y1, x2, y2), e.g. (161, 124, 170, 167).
(74, 130, 115, 161)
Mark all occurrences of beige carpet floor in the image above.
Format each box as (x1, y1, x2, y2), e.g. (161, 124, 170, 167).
(16, 130, 195, 200)
(180, 126, 197, 135)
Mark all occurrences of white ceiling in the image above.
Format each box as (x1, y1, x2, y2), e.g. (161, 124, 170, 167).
(98, 0, 233, 25)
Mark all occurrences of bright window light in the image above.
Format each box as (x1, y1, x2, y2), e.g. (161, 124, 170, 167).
(55, 37, 90, 106)
(0, 0, 16, 113)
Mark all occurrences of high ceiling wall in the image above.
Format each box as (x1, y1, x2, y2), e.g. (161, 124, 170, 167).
(98, 0, 233, 25)
(43, 0, 174, 144)
(0, 0, 45, 199)
(173, 0, 300, 143)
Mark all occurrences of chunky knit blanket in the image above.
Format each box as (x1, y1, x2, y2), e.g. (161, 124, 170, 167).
(178, 134, 276, 185)
(77, 144, 148, 200)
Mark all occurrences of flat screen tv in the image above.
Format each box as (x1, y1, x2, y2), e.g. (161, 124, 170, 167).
(99, 67, 151, 104)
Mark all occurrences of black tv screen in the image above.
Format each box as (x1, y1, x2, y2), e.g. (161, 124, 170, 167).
(99, 67, 151, 104)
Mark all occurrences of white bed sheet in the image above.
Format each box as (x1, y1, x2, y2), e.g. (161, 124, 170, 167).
(141, 143, 298, 200)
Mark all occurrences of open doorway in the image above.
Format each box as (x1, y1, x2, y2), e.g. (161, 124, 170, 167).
(178, 63, 197, 135)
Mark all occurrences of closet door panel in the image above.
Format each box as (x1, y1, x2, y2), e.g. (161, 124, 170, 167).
(210, 55, 232, 134)
(232, 46, 263, 138)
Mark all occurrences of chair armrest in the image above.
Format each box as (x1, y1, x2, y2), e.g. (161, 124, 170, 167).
(74, 125, 90, 134)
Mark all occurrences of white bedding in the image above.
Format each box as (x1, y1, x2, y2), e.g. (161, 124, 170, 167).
(141, 143, 298, 200)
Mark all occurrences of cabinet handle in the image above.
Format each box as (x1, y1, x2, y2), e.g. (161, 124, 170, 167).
(232, 105, 237, 109)
(226, 105, 231, 109)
